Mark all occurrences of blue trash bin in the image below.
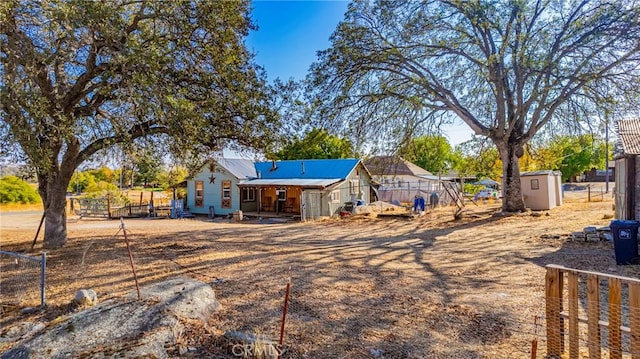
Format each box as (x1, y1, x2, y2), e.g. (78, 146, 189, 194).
(610, 220, 640, 265)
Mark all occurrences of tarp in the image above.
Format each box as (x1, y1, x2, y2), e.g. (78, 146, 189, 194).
(474, 178, 500, 187)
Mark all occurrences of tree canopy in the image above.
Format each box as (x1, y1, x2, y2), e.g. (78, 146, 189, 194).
(310, 0, 640, 211)
(270, 128, 355, 160)
(1, 0, 279, 247)
(400, 134, 454, 174)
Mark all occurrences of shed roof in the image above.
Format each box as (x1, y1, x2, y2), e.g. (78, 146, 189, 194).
(364, 156, 433, 176)
(521, 170, 561, 177)
(617, 119, 640, 155)
(254, 159, 361, 180)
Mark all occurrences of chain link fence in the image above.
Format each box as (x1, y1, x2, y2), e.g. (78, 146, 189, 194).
(0, 251, 46, 310)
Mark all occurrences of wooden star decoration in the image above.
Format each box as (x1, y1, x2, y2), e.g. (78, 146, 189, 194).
(209, 175, 216, 184)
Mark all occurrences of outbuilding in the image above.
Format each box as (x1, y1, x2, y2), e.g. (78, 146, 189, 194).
(614, 119, 640, 220)
(520, 170, 563, 210)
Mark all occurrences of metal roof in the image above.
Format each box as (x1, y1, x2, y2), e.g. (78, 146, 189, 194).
(254, 159, 361, 179)
(238, 178, 343, 188)
(364, 156, 433, 176)
(521, 170, 561, 177)
(617, 119, 640, 155)
(217, 158, 257, 179)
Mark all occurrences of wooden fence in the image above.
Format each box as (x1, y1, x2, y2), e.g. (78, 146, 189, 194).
(546, 264, 640, 358)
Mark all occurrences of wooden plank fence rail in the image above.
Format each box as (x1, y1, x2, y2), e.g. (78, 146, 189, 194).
(546, 264, 640, 358)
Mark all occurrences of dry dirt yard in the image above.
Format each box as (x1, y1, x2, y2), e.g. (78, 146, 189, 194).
(0, 196, 635, 358)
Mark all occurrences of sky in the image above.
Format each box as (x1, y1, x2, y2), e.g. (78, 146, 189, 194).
(246, 0, 474, 147)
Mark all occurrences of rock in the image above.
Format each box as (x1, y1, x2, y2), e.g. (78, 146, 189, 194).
(2, 277, 221, 359)
(531, 212, 543, 217)
(73, 289, 97, 306)
(20, 307, 39, 315)
(0, 322, 45, 341)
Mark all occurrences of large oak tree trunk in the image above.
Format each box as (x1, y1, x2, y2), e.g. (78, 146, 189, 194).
(38, 164, 75, 249)
(495, 139, 526, 212)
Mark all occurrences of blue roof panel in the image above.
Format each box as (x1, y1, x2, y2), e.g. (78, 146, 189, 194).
(254, 159, 360, 179)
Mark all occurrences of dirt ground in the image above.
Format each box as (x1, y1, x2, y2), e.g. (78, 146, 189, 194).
(0, 188, 634, 358)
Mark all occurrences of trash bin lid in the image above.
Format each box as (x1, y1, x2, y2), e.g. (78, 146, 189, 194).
(610, 219, 640, 226)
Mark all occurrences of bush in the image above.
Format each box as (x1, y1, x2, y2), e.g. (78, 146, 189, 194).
(0, 176, 41, 204)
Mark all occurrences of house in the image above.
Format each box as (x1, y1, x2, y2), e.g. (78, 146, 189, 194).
(614, 119, 640, 220)
(520, 170, 563, 210)
(186, 158, 256, 217)
(364, 156, 448, 205)
(238, 159, 371, 220)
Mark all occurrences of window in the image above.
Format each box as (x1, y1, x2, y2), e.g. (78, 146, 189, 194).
(330, 190, 340, 203)
(531, 179, 539, 190)
(221, 180, 231, 208)
(350, 179, 359, 195)
(195, 181, 204, 207)
(209, 163, 216, 172)
(276, 189, 287, 201)
(242, 187, 256, 202)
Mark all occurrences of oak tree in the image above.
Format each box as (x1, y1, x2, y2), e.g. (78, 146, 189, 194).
(310, 0, 640, 211)
(1, 0, 279, 247)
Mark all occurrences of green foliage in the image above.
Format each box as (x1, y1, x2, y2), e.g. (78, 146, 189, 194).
(0, 176, 41, 204)
(86, 167, 116, 184)
(68, 171, 97, 193)
(462, 183, 486, 195)
(529, 134, 610, 181)
(156, 166, 189, 190)
(400, 135, 453, 173)
(270, 128, 354, 160)
(451, 137, 502, 179)
(133, 149, 163, 187)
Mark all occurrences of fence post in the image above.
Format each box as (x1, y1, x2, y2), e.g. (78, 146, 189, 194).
(610, 278, 622, 359)
(40, 252, 46, 309)
(278, 280, 291, 359)
(588, 185, 591, 202)
(587, 274, 601, 358)
(629, 283, 640, 359)
(107, 193, 112, 219)
(568, 271, 579, 359)
(546, 266, 563, 357)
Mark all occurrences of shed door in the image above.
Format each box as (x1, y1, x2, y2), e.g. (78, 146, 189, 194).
(302, 191, 322, 221)
(615, 159, 626, 219)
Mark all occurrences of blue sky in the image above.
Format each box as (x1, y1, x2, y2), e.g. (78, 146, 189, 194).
(246, 0, 473, 145)
(246, 1, 349, 82)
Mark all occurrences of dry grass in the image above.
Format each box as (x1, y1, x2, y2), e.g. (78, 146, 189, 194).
(0, 198, 632, 358)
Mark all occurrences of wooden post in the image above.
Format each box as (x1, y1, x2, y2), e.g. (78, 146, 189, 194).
(278, 280, 291, 359)
(609, 278, 622, 359)
(588, 185, 591, 202)
(106, 193, 112, 219)
(120, 218, 141, 300)
(568, 271, 579, 359)
(546, 267, 563, 357)
(30, 211, 46, 250)
(139, 191, 143, 208)
(586, 274, 601, 358)
(630, 282, 640, 359)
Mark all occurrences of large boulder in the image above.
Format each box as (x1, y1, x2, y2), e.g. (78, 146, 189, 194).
(1, 277, 220, 359)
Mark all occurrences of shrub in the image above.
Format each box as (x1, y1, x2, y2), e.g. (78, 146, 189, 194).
(0, 176, 41, 204)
